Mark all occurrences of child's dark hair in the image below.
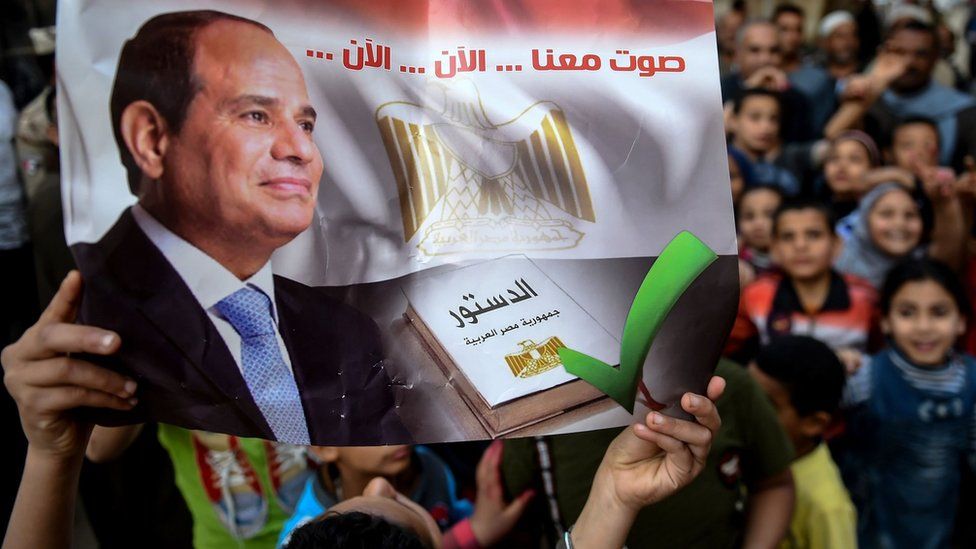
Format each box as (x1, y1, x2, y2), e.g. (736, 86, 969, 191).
(887, 115, 941, 150)
(734, 185, 785, 224)
(773, 3, 804, 21)
(732, 88, 783, 115)
(880, 258, 971, 319)
(755, 335, 846, 417)
(772, 198, 836, 236)
(284, 511, 428, 549)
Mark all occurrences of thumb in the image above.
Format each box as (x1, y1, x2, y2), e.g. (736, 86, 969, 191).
(39, 271, 84, 325)
(500, 489, 535, 523)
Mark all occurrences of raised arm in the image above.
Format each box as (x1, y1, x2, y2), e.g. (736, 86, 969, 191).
(2, 272, 135, 549)
(569, 376, 725, 549)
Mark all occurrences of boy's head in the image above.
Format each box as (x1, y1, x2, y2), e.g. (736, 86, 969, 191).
(889, 116, 940, 169)
(311, 445, 414, 481)
(771, 199, 839, 282)
(748, 335, 846, 455)
(285, 477, 439, 549)
(731, 89, 782, 157)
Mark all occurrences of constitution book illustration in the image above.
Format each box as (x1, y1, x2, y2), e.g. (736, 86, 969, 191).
(402, 256, 618, 437)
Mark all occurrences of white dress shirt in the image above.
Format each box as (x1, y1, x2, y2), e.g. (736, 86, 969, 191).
(131, 204, 294, 376)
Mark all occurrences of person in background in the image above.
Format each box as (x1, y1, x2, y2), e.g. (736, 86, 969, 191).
(818, 130, 882, 220)
(726, 89, 804, 196)
(716, 1, 746, 77)
(501, 360, 794, 549)
(278, 442, 532, 548)
(773, 4, 807, 74)
(863, 20, 976, 168)
(748, 336, 857, 549)
(725, 199, 878, 363)
(721, 19, 814, 143)
(841, 259, 976, 549)
(737, 185, 783, 288)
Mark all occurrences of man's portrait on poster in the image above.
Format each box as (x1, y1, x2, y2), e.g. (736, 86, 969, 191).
(74, 10, 410, 445)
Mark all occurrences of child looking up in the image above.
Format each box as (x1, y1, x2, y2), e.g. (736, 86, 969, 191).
(726, 199, 877, 363)
(888, 116, 940, 170)
(748, 336, 857, 549)
(279, 442, 531, 548)
(819, 131, 881, 219)
(738, 185, 783, 287)
(842, 259, 976, 549)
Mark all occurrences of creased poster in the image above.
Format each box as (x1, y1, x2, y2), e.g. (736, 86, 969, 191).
(58, 0, 738, 445)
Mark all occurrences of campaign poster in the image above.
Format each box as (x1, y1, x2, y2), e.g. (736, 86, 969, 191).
(57, 0, 737, 445)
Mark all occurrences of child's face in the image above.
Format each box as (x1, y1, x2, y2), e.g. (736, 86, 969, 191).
(884, 280, 965, 366)
(318, 445, 413, 478)
(824, 140, 871, 196)
(729, 154, 744, 204)
(892, 123, 939, 169)
(772, 209, 837, 281)
(738, 188, 780, 252)
(734, 96, 780, 156)
(867, 189, 922, 258)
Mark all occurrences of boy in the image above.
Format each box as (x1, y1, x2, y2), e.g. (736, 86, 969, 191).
(725, 199, 877, 362)
(749, 336, 857, 549)
(728, 89, 819, 197)
(279, 442, 532, 548)
(888, 116, 940, 170)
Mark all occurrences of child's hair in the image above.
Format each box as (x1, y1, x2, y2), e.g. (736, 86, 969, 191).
(772, 198, 837, 236)
(734, 184, 784, 223)
(285, 511, 426, 549)
(886, 115, 941, 150)
(880, 258, 971, 319)
(732, 88, 783, 115)
(755, 335, 846, 416)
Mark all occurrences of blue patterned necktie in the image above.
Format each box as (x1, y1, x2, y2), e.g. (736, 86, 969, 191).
(215, 287, 310, 445)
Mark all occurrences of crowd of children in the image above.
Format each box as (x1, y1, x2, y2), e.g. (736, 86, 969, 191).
(7, 1, 976, 548)
(721, 3, 976, 548)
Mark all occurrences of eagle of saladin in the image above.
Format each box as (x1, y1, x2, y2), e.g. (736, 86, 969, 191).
(375, 81, 595, 255)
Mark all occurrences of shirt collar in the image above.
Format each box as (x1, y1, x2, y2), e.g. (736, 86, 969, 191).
(772, 270, 850, 316)
(131, 204, 278, 319)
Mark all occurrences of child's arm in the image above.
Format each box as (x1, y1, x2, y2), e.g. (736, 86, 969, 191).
(2, 272, 137, 549)
(743, 469, 795, 549)
(86, 424, 144, 463)
(921, 165, 968, 271)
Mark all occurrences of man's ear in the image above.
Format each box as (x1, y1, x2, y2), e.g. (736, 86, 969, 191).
(119, 100, 169, 181)
(799, 411, 831, 440)
(309, 446, 340, 463)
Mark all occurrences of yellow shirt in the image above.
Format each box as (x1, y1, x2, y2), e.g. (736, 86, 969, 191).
(781, 443, 858, 549)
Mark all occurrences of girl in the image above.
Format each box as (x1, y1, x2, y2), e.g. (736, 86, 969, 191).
(736, 185, 782, 286)
(841, 259, 976, 549)
(834, 183, 925, 288)
(819, 131, 881, 219)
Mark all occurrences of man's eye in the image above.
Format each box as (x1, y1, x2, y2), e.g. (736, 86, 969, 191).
(244, 111, 269, 123)
(299, 120, 315, 133)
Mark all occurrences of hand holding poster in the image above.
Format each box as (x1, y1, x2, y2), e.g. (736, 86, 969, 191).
(57, 0, 738, 445)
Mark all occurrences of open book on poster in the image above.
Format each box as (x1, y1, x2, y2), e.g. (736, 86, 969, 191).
(403, 256, 619, 415)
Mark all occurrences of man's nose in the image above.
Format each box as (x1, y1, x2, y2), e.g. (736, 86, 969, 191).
(271, 122, 316, 164)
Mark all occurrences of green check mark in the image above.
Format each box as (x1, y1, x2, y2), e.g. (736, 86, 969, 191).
(557, 231, 718, 413)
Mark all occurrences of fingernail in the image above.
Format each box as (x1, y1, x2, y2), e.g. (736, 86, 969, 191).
(127, 398, 138, 407)
(123, 380, 137, 396)
(100, 334, 116, 350)
(688, 395, 701, 408)
(652, 412, 664, 425)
